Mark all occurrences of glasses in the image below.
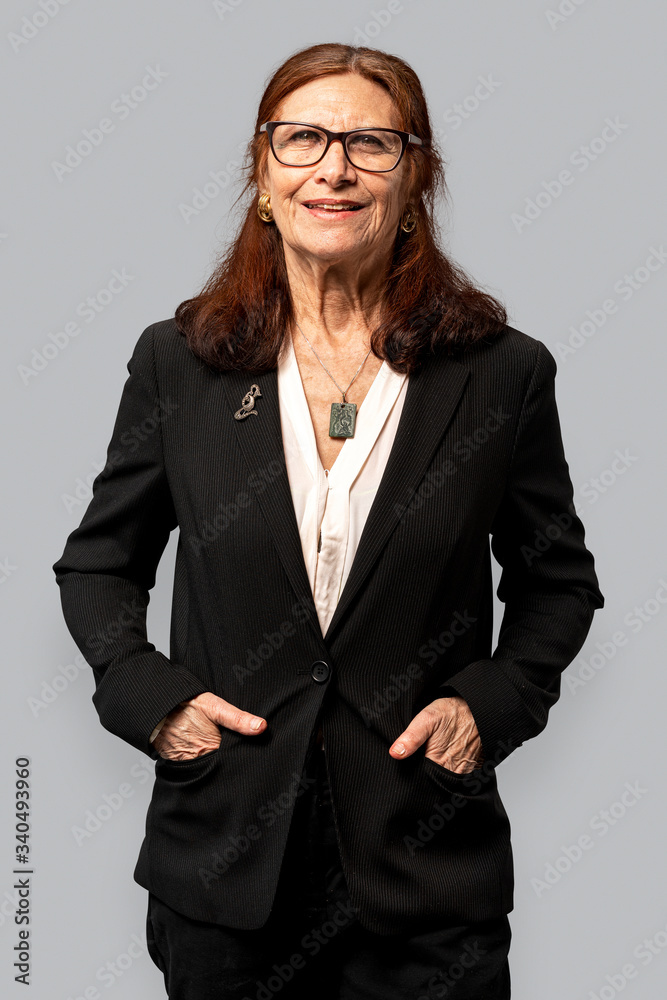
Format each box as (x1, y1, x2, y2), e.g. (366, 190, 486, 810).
(258, 121, 423, 172)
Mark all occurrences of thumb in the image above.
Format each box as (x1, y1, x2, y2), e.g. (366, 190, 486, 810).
(389, 708, 434, 760)
(184, 692, 267, 735)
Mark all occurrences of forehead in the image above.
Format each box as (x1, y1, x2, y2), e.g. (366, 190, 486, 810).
(276, 73, 402, 129)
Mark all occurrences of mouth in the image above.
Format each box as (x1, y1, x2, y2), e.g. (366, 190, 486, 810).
(302, 200, 366, 217)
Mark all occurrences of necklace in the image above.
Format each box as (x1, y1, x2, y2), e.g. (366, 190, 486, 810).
(294, 320, 373, 438)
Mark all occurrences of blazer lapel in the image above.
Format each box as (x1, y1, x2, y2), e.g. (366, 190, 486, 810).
(324, 349, 470, 642)
(220, 348, 470, 647)
(221, 365, 323, 642)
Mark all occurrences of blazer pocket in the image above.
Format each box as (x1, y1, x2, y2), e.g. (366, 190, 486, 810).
(422, 754, 493, 798)
(155, 743, 221, 769)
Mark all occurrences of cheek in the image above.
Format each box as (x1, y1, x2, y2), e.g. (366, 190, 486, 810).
(273, 194, 300, 228)
(377, 183, 404, 214)
(378, 195, 403, 227)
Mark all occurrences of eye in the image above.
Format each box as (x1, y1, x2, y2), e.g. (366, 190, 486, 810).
(356, 135, 383, 147)
(286, 129, 322, 143)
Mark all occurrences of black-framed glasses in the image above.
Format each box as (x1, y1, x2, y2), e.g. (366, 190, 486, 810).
(258, 121, 424, 173)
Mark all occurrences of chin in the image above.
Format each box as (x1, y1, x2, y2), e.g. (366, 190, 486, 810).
(298, 235, 367, 262)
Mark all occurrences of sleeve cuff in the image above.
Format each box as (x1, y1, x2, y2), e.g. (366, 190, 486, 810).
(149, 715, 169, 743)
(438, 659, 531, 767)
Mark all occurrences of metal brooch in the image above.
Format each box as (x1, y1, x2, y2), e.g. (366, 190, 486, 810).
(234, 384, 262, 420)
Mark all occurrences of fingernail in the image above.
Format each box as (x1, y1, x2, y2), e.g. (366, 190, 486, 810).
(250, 718, 263, 731)
(392, 743, 406, 755)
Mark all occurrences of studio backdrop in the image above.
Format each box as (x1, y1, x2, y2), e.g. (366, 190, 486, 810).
(2, 1, 665, 997)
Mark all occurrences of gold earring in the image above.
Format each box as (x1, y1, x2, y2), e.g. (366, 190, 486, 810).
(257, 193, 274, 222)
(400, 204, 417, 233)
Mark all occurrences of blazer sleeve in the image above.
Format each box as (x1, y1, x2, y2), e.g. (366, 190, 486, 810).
(52, 325, 209, 758)
(439, 339, 604, 767)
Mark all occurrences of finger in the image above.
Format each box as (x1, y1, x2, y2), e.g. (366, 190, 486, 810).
(389, 709, 436, 759)
(185, 692, 267, 736)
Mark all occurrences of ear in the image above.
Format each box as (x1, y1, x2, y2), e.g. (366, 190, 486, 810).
(402, 165, 419, 208)
(257, 157, 270, 195)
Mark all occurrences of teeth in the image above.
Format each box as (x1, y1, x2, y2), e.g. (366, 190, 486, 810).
(306, 204, 360, 210)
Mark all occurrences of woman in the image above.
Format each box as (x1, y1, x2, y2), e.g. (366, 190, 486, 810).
(53, 43, 604, 999)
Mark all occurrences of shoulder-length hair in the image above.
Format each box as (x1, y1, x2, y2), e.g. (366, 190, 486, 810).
(174, 42, 507, 375)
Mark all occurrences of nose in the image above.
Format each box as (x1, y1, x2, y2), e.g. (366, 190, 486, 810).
(312, 139, 356, 184)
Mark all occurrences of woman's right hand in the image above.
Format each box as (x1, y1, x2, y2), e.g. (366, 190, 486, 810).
(153, 692, 267, 761)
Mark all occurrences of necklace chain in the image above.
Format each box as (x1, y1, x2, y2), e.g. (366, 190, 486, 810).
(293, 320, 373, 403)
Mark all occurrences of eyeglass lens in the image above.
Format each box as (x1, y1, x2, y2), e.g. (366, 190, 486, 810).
(271, 124, 403, 170)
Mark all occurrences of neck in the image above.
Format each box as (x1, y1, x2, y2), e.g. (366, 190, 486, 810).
(283, 242, 391, 351)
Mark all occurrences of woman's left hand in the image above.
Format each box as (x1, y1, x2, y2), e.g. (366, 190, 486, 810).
(389, 695, 483, 774)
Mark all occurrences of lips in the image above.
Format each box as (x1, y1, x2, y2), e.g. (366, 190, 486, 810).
(302, 200, 365, 215)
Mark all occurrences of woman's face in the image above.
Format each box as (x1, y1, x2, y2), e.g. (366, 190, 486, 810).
(257, 73, 416, 270)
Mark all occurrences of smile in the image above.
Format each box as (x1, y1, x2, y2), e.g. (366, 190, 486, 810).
(302, 202, 365, 215)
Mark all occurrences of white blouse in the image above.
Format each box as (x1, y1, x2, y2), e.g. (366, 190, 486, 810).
(277, 332, 409, 638)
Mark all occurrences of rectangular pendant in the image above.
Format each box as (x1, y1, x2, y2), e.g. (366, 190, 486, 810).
(329, 402, 357, 438)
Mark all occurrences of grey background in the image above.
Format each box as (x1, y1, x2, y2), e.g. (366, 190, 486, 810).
(2, 0, 666, 996)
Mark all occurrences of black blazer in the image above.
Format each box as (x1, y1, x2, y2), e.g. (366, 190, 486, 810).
(52, 317, 604, 934)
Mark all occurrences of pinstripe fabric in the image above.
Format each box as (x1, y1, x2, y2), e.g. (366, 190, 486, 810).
(52, 316, 604, 933)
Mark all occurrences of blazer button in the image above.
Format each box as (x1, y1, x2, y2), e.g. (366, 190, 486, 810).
(311, 660, 330, 683)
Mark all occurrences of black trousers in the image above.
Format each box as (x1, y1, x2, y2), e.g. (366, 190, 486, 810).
(146, 731, 512, 999)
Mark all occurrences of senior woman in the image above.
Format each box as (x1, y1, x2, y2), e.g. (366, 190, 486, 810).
(53, 42, 604, 1000)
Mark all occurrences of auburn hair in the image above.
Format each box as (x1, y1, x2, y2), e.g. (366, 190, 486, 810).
(174, 42, 507, 375)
